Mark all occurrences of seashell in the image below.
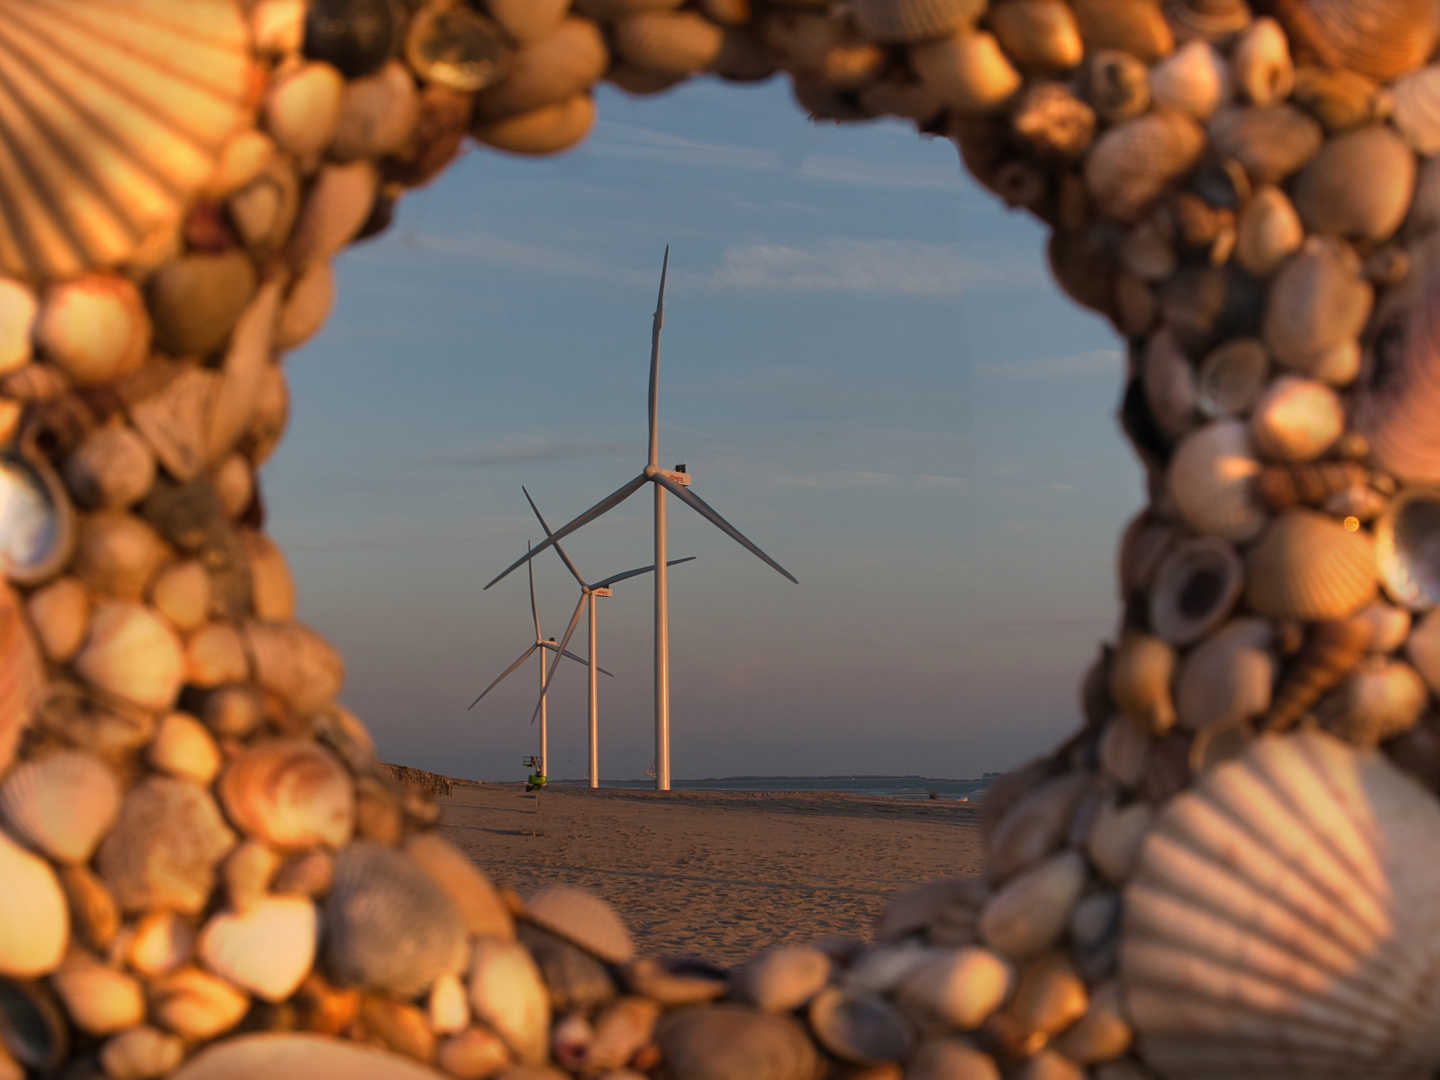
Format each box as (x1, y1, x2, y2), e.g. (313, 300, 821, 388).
(251, 0, 304, 55)
(129, 910, 195, 978)
(0, 827, 67, 978)
(0, 439, 73, 588)
(1054, 980, 1133, 1064)
(32, 680, 155, 759)
(219, 739, 355, 851)
(849, 0, 982, 43)
(1234, 185, 1303, 279)
(845, 941, 940, 996)
(242, 360, 289, 465)
(328, 60, 419, 163)
(1072, 0, 1175, 60)
(0, 280, 35, 374)
(1157, 263, 1264, 362)
(1082, 49, 1151, 124)
(468, 938, 550, 1066)
(228, 159, 300, 258)
(0, 749, 119, 864)
(220, 839, 279, 913)
(1120, 218, 1177, 283)
(1006, 952, 1087, 1041)
(402, 832, 514, 941)
(64, 426, 156, 512)
(1292, 125, 1414, 244)
(272, 849, 335, 898)
(526, 885, 635, 964)
(1099, 715, 1154, 789)
(614, 12, 724, 75)
(1140, 328, 1198, 443)
(806, 986, 912, 1065)
(184, 622, 249, 688)
(1245, 511, 1378, 621)
(326, 841, 466, 996)
(656, 1005, 820, 1080)
(1406, 595, 1440, 692)
(1232, 17, 1293, 106)
(735, 946, 830, 1013)
(1248, 375, 1344, 462)
(485, 0, 570, 44)
(73, 600, 184, 710)
(146, 966, 248, 1041)
(1319, 655, 1429, 746)
(906, 1039, 1001, 1080)
(240, 532, 292, 620)
(264, 62, 344, 160)
(517, 923, 616, 1011)
(98, 776, 236, 915)
(1165, 420, 1265, 541)
(34, 276, 149, 387)
(1195, 337, 1269, 419)
(276, 261, 335, 352)
(437, 1027, 512, 1079)
(0, 978, 67, 1070)
(621, 956, 729, 1006)
(898, 946, 1012, 1029)
(25, 577, 88, 664)
(148, 560, 211, 632)
(199, 897, 317, 1003)
(205, 277, 283, 468)
(204, 128, 276, 203)
(304, 0, 398, 79)
(72, 511, 164, 600)
(1256, 461, 1373, 513)
(242, 620, 344, 711)
(428, 973, 469, 1036)
(912, 31, 1022, 115)
(1267, 616, 1373, 731)
(1147, 534, 1245, 647)
(1084, 110, 1206, 224)
(287, 161, 380, 268)
(1355, 599, 1412, 654)
(213, 454, 254, 521)
(1163, 0, 1251, 42)
(405, 5, 510, 93)
(1085, 800, 1154, 884)
(1289, 65, 1383, 134)
(1286, 0, 1438, 81)
(1209, 105, 1323, 185)
(198, 684, 264, 739)
(360, 995, 434, 1061)
(177, 1033, 453, 1079)
(1392, 65, 1440, 156)
(1122, 731, 1440, 1075)
(99, 1026, 185, 1080)
(147, 251, 258, 358)
(128, 368, 219, 483)
(989, 0, 1083, 71)
(583, 996, 659, 1072)
(979, 850, 1086, 959)
(50, 953, 143, 1035)
(1175, 616, 1274, 732)
(1149, 40, 1230, 120)
(59, 863, 118, 952)
(988, 772, 1095, 883)
(1263, 235, 1372, 378)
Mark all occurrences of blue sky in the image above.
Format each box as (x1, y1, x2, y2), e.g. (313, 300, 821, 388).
(268, 76, 1142, 783)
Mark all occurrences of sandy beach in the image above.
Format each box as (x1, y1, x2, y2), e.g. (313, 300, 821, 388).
(436, 784, 985, 964)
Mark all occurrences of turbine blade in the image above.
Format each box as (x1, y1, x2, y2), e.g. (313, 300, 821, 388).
(530, 595, 586, 722)
(562, 648, 613, 677)
(467, 644, 539, 709)
(648, 246, 668, 470)
(655, 473, 797, 584)
(590, 555, 695, 590)
(527, 542, 540, 639)
(524, 485, 586, 588)
(484, 473, 649, 589)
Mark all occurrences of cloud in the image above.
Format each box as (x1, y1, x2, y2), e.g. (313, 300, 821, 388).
(434, 433, 634, 468)
(976, 350, 1123, 381)
(709, 238, 1040, 295)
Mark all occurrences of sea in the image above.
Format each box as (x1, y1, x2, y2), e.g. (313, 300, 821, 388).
(549, 775, 999, 800)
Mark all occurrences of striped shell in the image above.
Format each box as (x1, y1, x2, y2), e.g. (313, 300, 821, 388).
(850, 0, 984, 43)
(1122, 731, 1440, 1078)
(0, 0, 252, 283)
(1244, 512, 1378, 621)
(0, 749, 121, 863)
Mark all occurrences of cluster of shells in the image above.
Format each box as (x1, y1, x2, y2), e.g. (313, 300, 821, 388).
(7, 0, 1440, 1077)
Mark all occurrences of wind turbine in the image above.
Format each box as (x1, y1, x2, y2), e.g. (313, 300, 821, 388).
(484, 248, 797, 791)
(522, 486, 694, 789)
(468, 542, 611, 784)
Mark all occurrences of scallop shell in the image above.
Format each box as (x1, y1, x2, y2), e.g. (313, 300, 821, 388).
(99, 1027, 185, 1080)
(1374, 490, 1440, 611)
(1262, 235, 1373, 378)
(1249, 375, 1345, 463)
(1292, 125, 1415, 245)
(1209, 106, 1323, 185)
(656, 1005, 820, 1080)
(1121, 731, 1440, 1078)
(50, 953, 144, 1035)
(1148, 535, 1245, 646)
(0, 750, 120, 864)
(614, 11, 724, 75)
(1245, 511, 1378, 621)
(807, 986, 912, 1065)
(1149, 41, 1230, 121)
(0, 0, 251, 284)
(1166, 421, 1266, 542)
(326, 841, 467, 997)
(468, 937, 550, 1066)
(1235, 185, 1303, 279)
(73, 600, 184, 710)
(0, 438, 74, 588)
(1289, 0, 1438, 81)
(735, 946, 831, 1014)
(1175, 617, 1274, 733)
(989, 0, 1083, 71)
(850, 0, 983, 42)
(0, 978, 67, 1070)
(0, 827, 67, 978)
(304, 0, 400, 79)
(199, 897, 317, 1003)
(218, 739, 355, 852)
(1084, 110, 1206, 224)
(402, 832, 514, 941)
(1232, 18, 1293, 106)
(242, 620, 344, 711)
(1392, 65, 1440, 157)
(526, 885, 635, 964)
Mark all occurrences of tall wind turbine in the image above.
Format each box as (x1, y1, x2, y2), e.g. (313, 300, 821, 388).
(484, 249, 797, 790)
(469, 543, 611, 783)
(523, 486, 694, 788)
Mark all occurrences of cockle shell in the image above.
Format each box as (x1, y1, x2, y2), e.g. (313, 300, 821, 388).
(1291, 65, 1384, 133)
(473, 19, 604, 124)
(34, 275, 150, 387)
(64, 426, 156, 512)
(26, 577, 88, 664)
(1100, 715, 1154, 790)
(1148, 535, 1245, 646)
(145, 967, 248, 1041)
(1195, 338, 1269, 418)
(264, 62, 344, 161)
(1142, 328, 1198, 442)
(1392, 65, 1440, 157)
(1234, 186, 1303, 279)
(656, 1005, 820, 1080)
(1248, 375, 1344, 463)
(242, 620, 344, 711)
(1209, 106, 1323, 185)
(613, 12, 725, 75)
(50, 953, 144, 1035)
(326, 842, 467, 997)
(1166, 420, 1265, 541)
(907, 1040, 1001, 1080)
(735, 946, 831, 1013)
(527, 885, 635, 964)
(1084, 110, 1205, 224)
(1232, 18, 1293, 106)
(100, 1026, 185, 1080)
(1122, 731, 1440, 1077)
(911, 31, 1022, 116)
(218, 740, 355, 851)
(403, 832, 514, 940)
(1175, 617, 1274, 733)
(806, 986, 913, 1065)
(1290, 0, 1438, 81)
(850, 0, 982, 43)
(0, 0, 251, 284)
(1262, 235, 1373, 379)
(1245, 511, 1378, 621)
(33, 681, 155, 759)
(148, 560, 210, 632)
(1320, 656, 1429, 746)
(469, 938, 551, 1067)
(199, 897, 317, 1003)
(73, 511, 165, 600)
(129, 910, 196, 978)
(1292, 125, 1415, 244)
(899, 946, 1012, 1029)
(361, 995, 435, 1061)
(148, 711, 222, 785)
(1149, 41, 1229, 120)
(129, 368, 219, 483)
(73, 601, 184, 710)
(989, 0, 1083, 71)
(436, 1027, 511, 1079)
(0, 750, 119, 864)
(0, 827, 67, 977)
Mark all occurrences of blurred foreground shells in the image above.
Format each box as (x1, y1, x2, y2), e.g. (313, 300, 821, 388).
(169, 1033, 446, 1080)
(0, 750, 120, 863)
(1244, 511, 1378, 620)
(527, 885, 635, 964)
(219, 740, 355, 851)
(657, 1005, 820, 1080)
(0, 0, 252, 283)
(0, 826, 68, 977)
(1123, 732, 1440, 1077)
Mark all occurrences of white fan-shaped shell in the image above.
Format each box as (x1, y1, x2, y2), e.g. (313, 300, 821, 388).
(198, 896, 317, 1003)
(0, 0, 252, 283)
(1122, 732, 1440, 1078)
(0, 749, 121, 863)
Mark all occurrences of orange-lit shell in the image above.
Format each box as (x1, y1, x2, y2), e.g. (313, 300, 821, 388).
(1249, 375, 1345, 463)
(72, 601, 185, 711)
(1235, 185, 1304, 279)
(1289, 0, 1438, 81)
(1374, 489, 1440, 611)
(402, 832, 514, 941)
(129, 909, 196, 978)
(286, 161, 380, 269)
(473, 18, 606, 123)
(145, 967, 249, 1041)
(218, 740, 355, 852)
(263, 62, 344, 159)
(50, 953, 144, 1035)
(1166, 420, 1266, 542)
(276, 260, 335, 351)
(146, 250, 258, 359)
(1209, 105, 1323, 185)
(1148, 40, 1230, 121)
(405, 5, 511, 93)
(989, 0, 1084, 71)
(1232, 17, 1294, 106)
(1292, 125, 1415, 245)
(1174, 617, 1275, 732)
(807, 986, 914, 1065)
(0, 278, 36, 373)
(473, 93, 596, 156)
(613, 11, 724, 75)
(0, 825, 68, 977)
(0, 0, 251, 284)
(1392, 65, 1440, 157)
(1196, 338, 1270, 418)
(33, 275, 150, 387)
(1245, 511, 1378, 621)
(527, 885, 636, 964)
(1109, 634, 1178, 735)
(241, 620, 345, 712)
(26, 576, 88, 665)
(63, 426, 156, 512)
(1072, 0, 1175, 61)
(329, 60, 419, 162)
(0, 749, 120, 864)
(199, 897, 317, 1003)
(1084, 110, 1206, 224)
(99, 1026, 185, 1079)
(467, 937, 551, 1066)
(656, 1006, 820, 1080)
(1263, 235, 1373, 379)
(912, 31, 1023, 115)
(851, 0, 984, 42)
(72, 511, 165, 600)
(170, 1033, 451, 1080)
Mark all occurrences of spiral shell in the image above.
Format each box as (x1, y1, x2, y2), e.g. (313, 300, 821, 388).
(1122, 731, 1440, 1078)
(0, 750, 120, 864)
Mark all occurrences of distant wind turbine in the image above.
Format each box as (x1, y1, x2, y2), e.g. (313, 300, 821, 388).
(523, 486, 694, 789)
(484, 248, 797, 791)
(469, 542, 611, 783)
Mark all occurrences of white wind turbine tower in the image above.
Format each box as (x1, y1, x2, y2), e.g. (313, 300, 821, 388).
(522, 486, 694, 789)
(485, 248, 797, 791)
(468, 542, 610, 783)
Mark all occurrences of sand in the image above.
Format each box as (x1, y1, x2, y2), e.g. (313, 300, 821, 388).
(436, 784, 986, 964)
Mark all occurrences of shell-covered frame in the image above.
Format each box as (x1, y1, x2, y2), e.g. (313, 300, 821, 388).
(5, 0, 1440, 1078)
